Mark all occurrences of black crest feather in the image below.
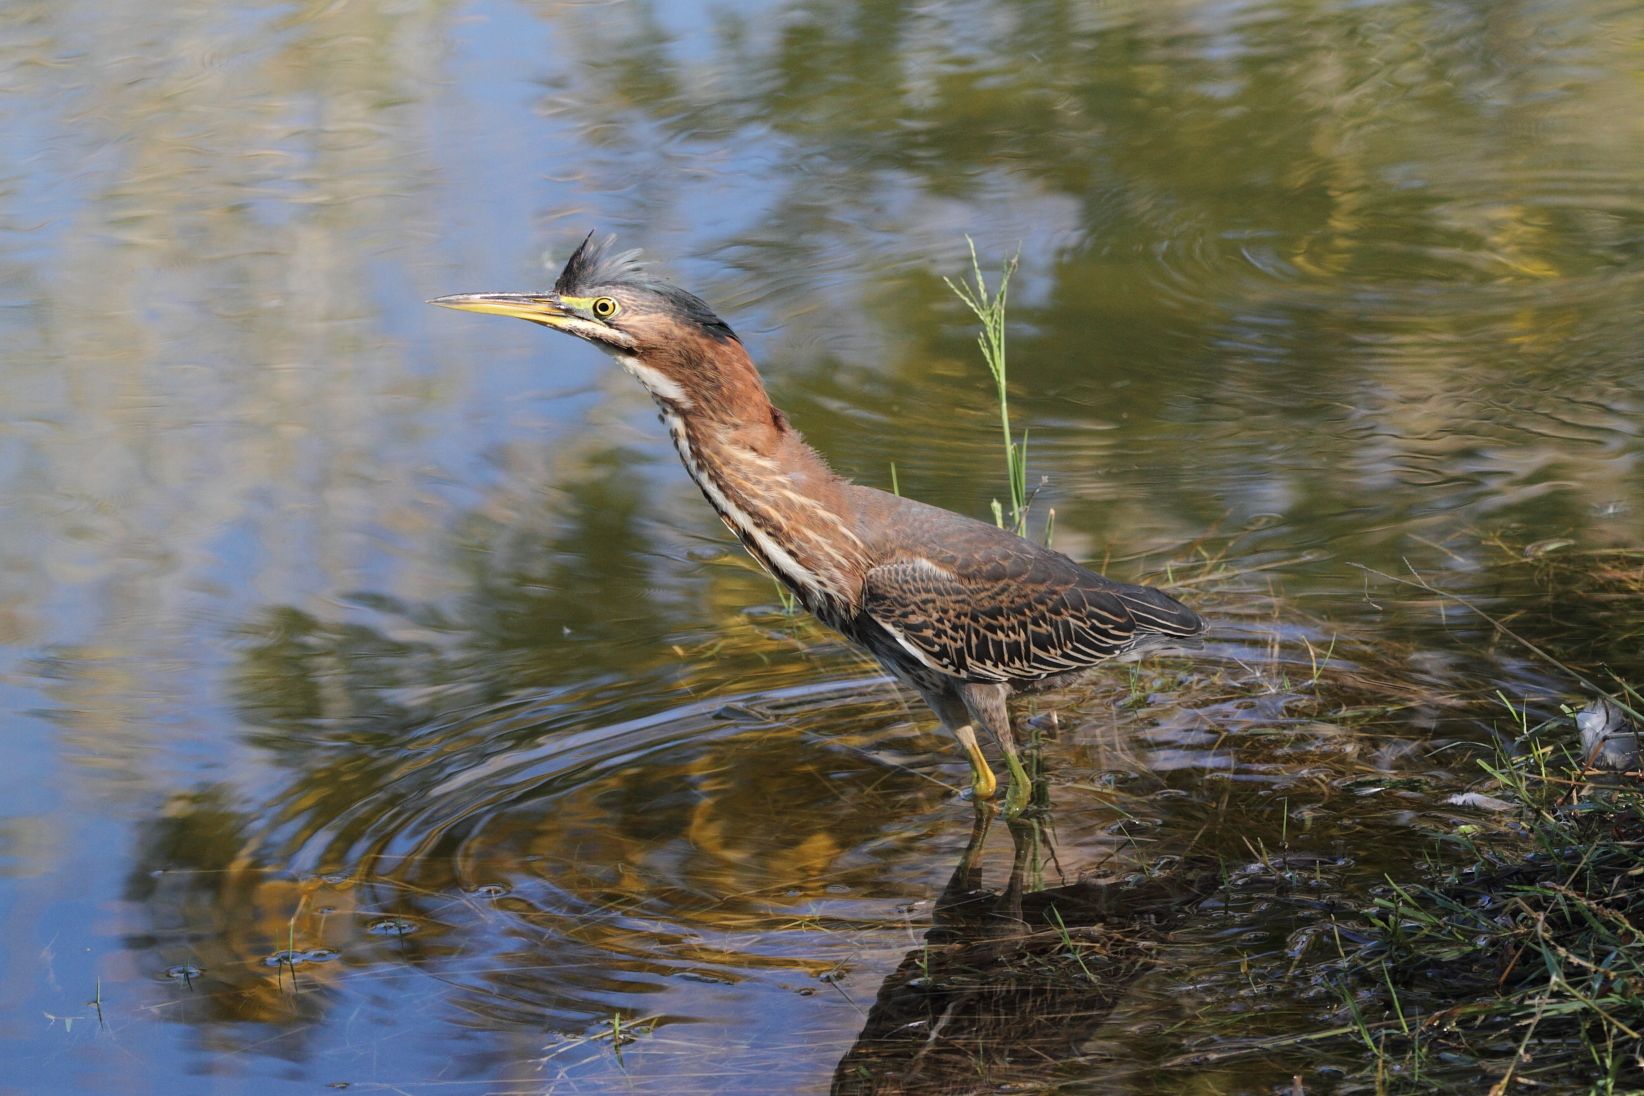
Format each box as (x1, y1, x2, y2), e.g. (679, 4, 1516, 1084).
(554, 232, 655, 295)
(555, 231, 739, 343)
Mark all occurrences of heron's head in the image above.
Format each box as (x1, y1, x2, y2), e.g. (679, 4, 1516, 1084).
(430, 232, 744, 408)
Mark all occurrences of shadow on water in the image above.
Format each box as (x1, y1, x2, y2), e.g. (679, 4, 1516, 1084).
(831, 801, 1219, 1096)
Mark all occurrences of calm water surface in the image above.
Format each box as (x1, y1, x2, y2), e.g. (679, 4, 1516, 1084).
(3, 0, 1644, 1092)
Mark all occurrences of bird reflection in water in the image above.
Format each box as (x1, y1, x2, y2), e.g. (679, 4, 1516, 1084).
(831, 770, 1217, 1096)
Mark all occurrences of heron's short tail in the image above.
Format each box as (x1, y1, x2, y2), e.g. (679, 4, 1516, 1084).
(1113, 631, 1206, 663)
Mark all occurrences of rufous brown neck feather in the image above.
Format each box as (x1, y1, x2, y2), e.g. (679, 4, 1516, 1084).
(639, 335, 871, 615)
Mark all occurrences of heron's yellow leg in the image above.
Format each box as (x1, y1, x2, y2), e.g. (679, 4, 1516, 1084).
(953, 725, 997, 799)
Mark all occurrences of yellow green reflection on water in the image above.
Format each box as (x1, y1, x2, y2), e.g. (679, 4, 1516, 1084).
(3, 0, 1644, 1092)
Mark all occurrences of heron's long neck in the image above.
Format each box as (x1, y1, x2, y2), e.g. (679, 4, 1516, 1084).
(636, 347, 868, 611)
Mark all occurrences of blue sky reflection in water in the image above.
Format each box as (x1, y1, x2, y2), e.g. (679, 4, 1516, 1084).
(2, 0, 1644, 1092)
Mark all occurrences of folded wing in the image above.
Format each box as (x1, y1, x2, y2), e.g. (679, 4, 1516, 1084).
(862, 548, 1204, 684)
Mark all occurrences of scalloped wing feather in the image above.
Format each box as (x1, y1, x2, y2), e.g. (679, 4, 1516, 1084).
(862, 552, 1203, 683)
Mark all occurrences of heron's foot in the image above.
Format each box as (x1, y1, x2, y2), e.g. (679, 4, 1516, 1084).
(967, 753, 998, 801)
(954, 725, 998, 800)
(1000, 748, 1033, 817)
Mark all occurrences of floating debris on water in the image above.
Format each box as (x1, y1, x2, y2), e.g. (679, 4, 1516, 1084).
(1444, 791, 1514, 811)
(1576, 697, 1641, 771)
(264, 946, 342, 966)
(1522, 537, 1576, 558)
(366, 918, 419, 936)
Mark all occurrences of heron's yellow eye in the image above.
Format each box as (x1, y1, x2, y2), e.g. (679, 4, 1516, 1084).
(592, 297, 619, 319)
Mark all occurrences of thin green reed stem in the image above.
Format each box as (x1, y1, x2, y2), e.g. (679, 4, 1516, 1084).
(945, 238, 1025, 535)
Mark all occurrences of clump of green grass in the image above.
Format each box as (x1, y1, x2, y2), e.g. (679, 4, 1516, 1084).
(1315, 700, 1644, 1093)
(946, 239, 1033, 540)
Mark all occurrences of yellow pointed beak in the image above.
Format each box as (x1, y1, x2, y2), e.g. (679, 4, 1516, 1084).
(428, 292, 574, 326)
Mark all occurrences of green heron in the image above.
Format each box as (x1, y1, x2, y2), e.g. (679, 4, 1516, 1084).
(432, 234, 1206, 813)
